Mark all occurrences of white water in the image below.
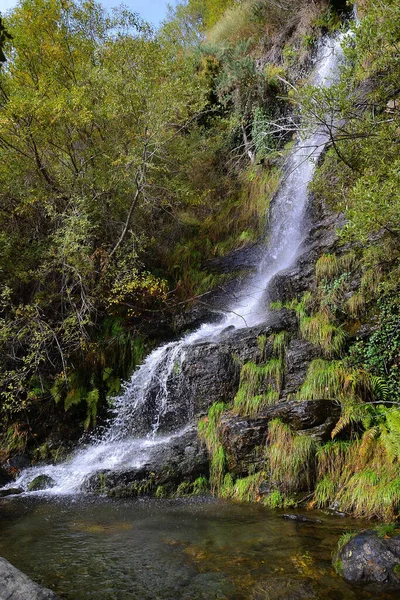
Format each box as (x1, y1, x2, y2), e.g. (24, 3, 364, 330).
(7, 34, 345, 495)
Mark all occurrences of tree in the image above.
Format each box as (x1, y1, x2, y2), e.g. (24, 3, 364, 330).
(0, 0, 206, 421)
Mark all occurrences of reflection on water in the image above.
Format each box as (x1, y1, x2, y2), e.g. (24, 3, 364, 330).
(0, 497, 397, 600)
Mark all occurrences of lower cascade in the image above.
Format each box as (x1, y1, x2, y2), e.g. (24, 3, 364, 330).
(6, 33, 345, 497)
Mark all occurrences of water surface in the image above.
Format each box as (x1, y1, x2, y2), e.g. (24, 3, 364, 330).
(0, 496, 396, 599)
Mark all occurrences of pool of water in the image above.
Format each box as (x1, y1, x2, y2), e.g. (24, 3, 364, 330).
(0, 496, 396, 599)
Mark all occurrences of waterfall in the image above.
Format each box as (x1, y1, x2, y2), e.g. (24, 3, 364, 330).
(6, 33, 345, 495)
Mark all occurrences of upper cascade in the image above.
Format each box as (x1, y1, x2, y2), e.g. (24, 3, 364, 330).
(5, 32, 346, 496)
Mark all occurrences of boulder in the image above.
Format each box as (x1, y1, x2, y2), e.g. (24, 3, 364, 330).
(84, 427, 209, 497)
(219, 400, 339, 475)
(0, 556, 60, 599)
(337, 530, 400, 585)
(27, 475, 56, 492)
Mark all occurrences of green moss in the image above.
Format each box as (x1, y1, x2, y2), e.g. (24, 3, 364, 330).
(220, 473, 235, 499)
(155, 485, 168, 498)
(270, 301, 283, 310)
(198, 401, 226, 453)
(263, 490, 295, 508)
(299, 312, 346, 358)
(210, 444, 226, 495)
(336, 531, 357, 554)
(234, 359, 284, 417)
(375, 523, 398, 538)
(267, 419, 317, 493)
(314, 475, 336, 508)
(270, 331, 290, 358)
(257, 334, 267, 357)
(192, 476, 209, 495)
(175, 482, 193, 497)
(297, 359, 345, 400)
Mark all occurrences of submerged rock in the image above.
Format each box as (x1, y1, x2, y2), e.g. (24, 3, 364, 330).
(251, 577, 317, 600)
(337, 530, 400, 585)
(0, 556, 60, 599)
(282, 514, 322, 524)
(27, 474, 56, 492)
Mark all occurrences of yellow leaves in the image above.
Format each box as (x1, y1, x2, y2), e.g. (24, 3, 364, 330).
(107, 271, 168, 311)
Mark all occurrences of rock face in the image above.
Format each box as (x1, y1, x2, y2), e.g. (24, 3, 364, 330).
(0, 557, 60, 600)
(84, 427, 209, 497)
(337, 531, 400, 586)
(267, 199, 343, 305)
(219, 400, 340, 476)
(137, 309, 298, 436)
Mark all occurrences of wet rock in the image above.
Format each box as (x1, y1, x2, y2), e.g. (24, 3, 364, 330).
(151, 310, 298, 434)
(0, 487, 23, 497)
(181, 572, 235, 600)
(337, 530, 400, 585)
(6, 454, 30, 471)
(282, 514, 322, 524)
(0, 556, 60, 599)
(267, 200, 343, 306)
(219, 400, 339, 475)
(281, 338, 319, 398)
(0, 467, 13, 486)
(84, 428, 209, 497)
(27, 474, 56, 492)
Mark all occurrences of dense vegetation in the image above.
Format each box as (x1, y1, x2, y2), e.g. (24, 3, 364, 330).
(1, 0, 400, 520)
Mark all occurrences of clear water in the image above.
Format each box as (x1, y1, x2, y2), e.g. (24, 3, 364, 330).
(0, 496, 397, 600)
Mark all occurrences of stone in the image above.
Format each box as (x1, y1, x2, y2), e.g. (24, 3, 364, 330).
(0, 487, 23, 497)
(0, 556, 60, 599)
(0, 467, 13, 487)
(135, 309, 298, 436)
(251, 577, 317, 600)
(83, 427, 209, 497)
(280, 338, 319, 398)
(282, 514, 322, 524)
(27, 475, 56, 492)
(337, 530, 400, 585)
(219, 400, 339, 475)
(5, 454, 30, 471)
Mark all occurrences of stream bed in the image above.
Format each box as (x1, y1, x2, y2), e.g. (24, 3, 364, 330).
(0, 496, 397, 600)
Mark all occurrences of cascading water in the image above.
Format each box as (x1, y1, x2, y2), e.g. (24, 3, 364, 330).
(7, 33, 346, 495)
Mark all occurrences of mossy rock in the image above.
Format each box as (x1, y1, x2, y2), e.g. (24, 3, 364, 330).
(27, 475, 56, 492)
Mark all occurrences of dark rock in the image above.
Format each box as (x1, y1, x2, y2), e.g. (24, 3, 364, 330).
(337, 530, 400, 585)
(141, 310, 298, 435)
(0, 556, 60, 599)
(219, 400, 339, 475)
(27, 474, 56, 492)
(84, 428, 209, 497)
(6, 454, 30, 471)
(282, 514, 323, 524)
(0, 467, 13, 486)
(267, 199, 343, 306)
(207, 243, 265, 275)
(281, 338, 319, 397)
(0, 487, 23, 497)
